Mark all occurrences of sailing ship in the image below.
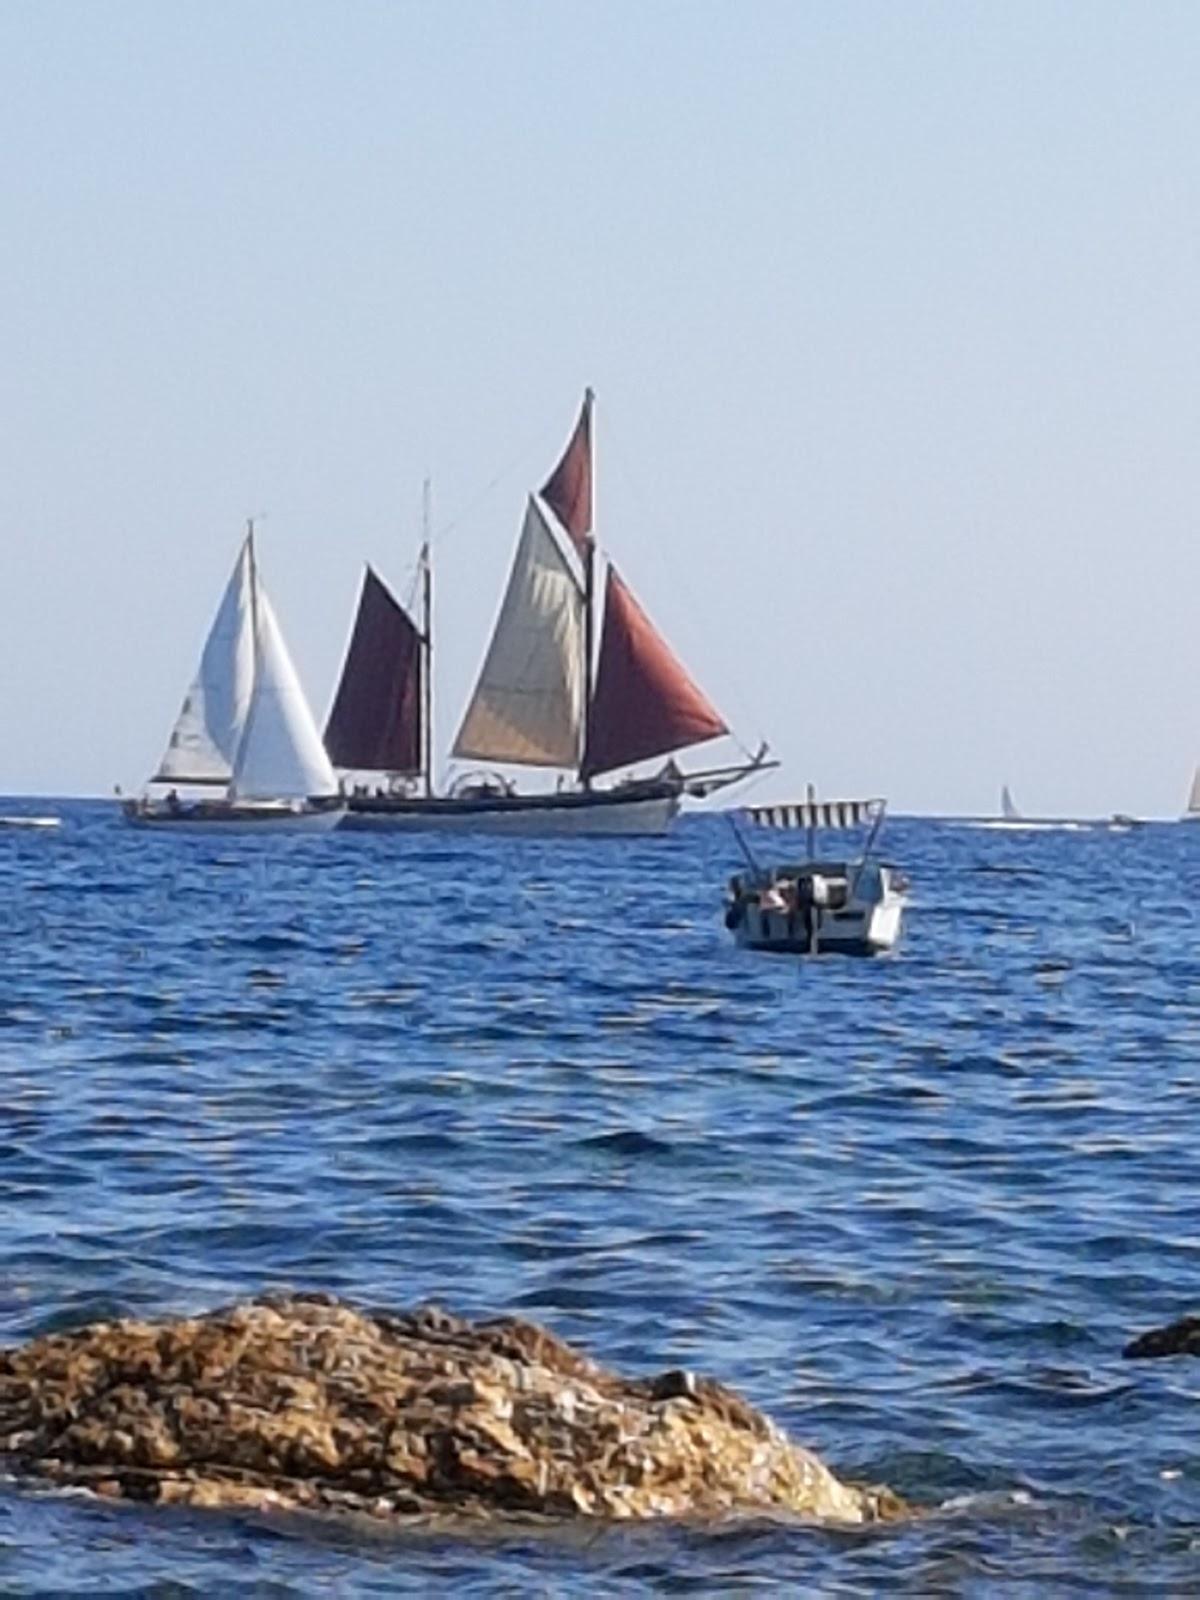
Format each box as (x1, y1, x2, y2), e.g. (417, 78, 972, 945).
(723, 794, 908, 956)
(1182, 769, 1200, 822)
(328, 392, 773, 835)
(1000, 783, 1021, 822)
(124, 525, 345, 832)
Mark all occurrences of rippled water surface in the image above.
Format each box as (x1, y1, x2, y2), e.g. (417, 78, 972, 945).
(2, 800, 1200, 1594)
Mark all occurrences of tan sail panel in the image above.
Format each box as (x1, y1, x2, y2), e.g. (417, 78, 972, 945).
(452, 498, 585, 768)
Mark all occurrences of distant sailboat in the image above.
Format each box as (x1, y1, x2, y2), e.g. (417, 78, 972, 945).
(329, 392, 773, 835)
(1000, 784, 1021, 822)
(1182, 768, 1200, 823)
(125, 526, 345, 832)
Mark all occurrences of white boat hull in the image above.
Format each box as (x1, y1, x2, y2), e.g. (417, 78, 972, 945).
(124, 803, 346, 835)
(0, 816, 60, 830)
(340, 790, 679, 837)
(726, 861, 907, 957)
(733, 893, 905, 955)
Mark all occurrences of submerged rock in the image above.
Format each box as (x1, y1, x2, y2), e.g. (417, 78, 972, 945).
(0, 1292, 902, 1526)
(1124, 1314, 1200, 1360)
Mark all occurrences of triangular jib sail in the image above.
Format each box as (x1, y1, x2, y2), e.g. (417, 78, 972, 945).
(231, 578, 339, 802)
(540, 390, 593, 555)
(581, 564, 728, 780)
(452, 497, 586, 768)
(154, 541, 255, 785)
(325, 566, 424, 774)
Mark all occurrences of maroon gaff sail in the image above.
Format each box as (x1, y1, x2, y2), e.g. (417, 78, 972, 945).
(324, 566, 423, 774)
(539, 390, 593, 553)
(581, 565, 729, 780)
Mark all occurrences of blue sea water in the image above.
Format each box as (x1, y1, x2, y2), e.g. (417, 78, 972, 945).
(1, 800, 1199, 1595)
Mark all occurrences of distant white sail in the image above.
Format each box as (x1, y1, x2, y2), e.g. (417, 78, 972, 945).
(1001, 784, 1021, 821)
(232, 585, 339, 800)
(155, 542, 255, 784)
(451, 497, 585, 768)
(1187, 767, 1200, 816)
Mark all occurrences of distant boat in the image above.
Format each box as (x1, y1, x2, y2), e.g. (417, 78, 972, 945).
(0, 816, 59, 830)
(960, 785, 1090, 832)
(124, 526, 345, 833)
(724, 794, 908, 956)
(329, 392, 774, 836)
(1182, 768, 1200, 823)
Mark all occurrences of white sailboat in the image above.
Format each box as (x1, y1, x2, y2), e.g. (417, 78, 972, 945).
(1182, 768, 1200, 823)
(124, 526, 345, 833)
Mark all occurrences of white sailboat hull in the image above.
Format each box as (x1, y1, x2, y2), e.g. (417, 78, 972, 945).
(123, 802, 345, 834)
(341, 788, 679, 837)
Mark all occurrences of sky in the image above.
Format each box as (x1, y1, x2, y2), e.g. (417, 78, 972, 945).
(2, 0, 1199, 815)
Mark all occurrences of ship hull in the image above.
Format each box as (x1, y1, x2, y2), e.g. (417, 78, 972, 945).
(123, 801, 346, 834)
(340, 784, 680, 837)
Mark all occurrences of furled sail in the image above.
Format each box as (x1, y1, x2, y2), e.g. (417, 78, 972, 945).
(539, 390, 593, 553)
(452, 497, 585, 768)
(581, 565, 728, 780)
(325, 566, 423, 774)
(232, 586, 339, 801)
(154, 540, 255, 785)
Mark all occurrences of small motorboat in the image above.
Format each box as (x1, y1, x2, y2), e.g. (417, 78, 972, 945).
(723, 794, 908, 956)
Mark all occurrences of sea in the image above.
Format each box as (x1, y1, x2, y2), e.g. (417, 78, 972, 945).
(1, 799, 1199, 1596)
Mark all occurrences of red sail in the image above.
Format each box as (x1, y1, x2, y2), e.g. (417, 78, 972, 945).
(582, 565, 729, 779)
(324, 566, 423, 773)
(539, 390, 593, 553)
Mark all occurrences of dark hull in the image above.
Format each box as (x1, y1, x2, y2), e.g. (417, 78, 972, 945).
(341, 780, 680, 836)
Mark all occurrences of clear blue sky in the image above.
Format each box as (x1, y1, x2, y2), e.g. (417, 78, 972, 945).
(2, 0, 1198, 814)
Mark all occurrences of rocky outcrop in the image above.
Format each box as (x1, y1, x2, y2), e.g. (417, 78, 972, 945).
(0, 1292, 902, 1525)
(1124, 1314, 1200, 1360)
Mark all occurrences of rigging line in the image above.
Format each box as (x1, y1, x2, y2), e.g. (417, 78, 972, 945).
(428, 422, 561, 550)
(599, 415, 763, 763)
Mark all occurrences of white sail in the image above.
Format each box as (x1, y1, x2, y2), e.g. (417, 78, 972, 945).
(451, 497, 585, 768)
(231, 583, 339, 800)
(1001, 784, 1021, 821)
(1187, 767, 1200, 816)
(155, 541, 255, 784)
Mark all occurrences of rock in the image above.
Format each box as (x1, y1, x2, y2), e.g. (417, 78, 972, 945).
(1123, 1314, 1200, 1360)
(0, 1293, 902, 1526)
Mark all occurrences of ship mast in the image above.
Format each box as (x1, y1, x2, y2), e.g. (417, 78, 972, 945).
(420, 478, 433, 798)
(246, 516, 260, 653)
(581, 387, 595, 789)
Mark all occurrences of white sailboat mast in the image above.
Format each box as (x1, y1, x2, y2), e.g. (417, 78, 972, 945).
(232, 517, 262, 787)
